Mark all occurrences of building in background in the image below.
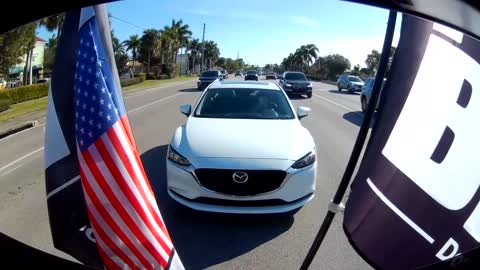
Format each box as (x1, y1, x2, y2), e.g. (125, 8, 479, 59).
(8, 36, 46, 84)
(177, 53, 188, 75)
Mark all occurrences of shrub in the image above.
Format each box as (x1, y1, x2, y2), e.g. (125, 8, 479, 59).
(134, 73, 146, 80)
(1, 83, 49, 104)
(306, 74, 323, 81)
(146, 73, 156, 80)
(158, 74, 169, 80)
(0, 92, 11, 112)
(161, 63, 179, 78)
(120, 77, 144, 87)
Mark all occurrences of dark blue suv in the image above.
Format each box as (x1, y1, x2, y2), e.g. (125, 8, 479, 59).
(197, 70, 223, 90)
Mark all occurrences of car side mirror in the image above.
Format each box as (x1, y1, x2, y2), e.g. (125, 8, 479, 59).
(180, 104, 191, 116)
(297, 106, 311, 119)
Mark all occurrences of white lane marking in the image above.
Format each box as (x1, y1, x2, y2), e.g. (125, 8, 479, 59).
(367, 178, 435, 244)
(47, 175, 80, 199)
(0, 147, 44, 174)
(1, 164, 23, 176)
(0, 81, 193, 142)
(127, 92, 185, 114)
(0, 91, 187, 175)
(313, 93, 355, 112)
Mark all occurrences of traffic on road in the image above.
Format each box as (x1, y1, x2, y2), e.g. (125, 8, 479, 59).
(0, 1, 388, 269)
(0, 73, 368, 269)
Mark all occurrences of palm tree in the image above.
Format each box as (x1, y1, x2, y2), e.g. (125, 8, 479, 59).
(290, 44, 319, 72)
(281, 54, 294, 71)
(302, 44, 319, 70)
(188, 38, 200, 73)
(123, 34, 141, 69)
(39, 13, 65, 38)
(169, 19, 192, 64)
(160, 26, 175, 64)
(181, 39, 191, 76)
(140, 29, 161, 73)
(203, 41, 220, 69)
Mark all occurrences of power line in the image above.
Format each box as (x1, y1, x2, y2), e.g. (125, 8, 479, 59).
(110, 15, 146, 30)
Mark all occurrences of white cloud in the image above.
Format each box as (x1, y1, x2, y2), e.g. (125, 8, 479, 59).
(289, 16, 320, 27)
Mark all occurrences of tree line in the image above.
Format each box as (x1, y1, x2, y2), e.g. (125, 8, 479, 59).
(275, 44, 396, 81)
(0, 13, 222, 86)
(111, 19, 221, 77)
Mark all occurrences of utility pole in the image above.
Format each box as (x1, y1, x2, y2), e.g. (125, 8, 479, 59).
(237, 50, 239, 60)
(201, 23, 205, 72)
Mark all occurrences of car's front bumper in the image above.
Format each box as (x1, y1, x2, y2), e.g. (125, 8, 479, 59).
(197, 81, 215, 89)
(245, 76, 258, 80)
(283, 86, 313, 94)
(349, 85, 363, 92)
(166, 159, 317, 214)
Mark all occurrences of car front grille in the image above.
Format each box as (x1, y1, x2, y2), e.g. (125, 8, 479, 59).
(292, 84, 306, 89)
(194, 169, 287, 196)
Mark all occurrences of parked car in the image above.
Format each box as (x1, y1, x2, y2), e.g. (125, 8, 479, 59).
(167, 80, 317, 213)
(245, 70, 259, 81)
(234, 71, 242, 76)
(266, 72, 277, 80)
(279, 71, 313, 98)
(221, 70, 228, 79)
(197, 70, 223, 90)
(337, 75, 364, 93)
(360, 77, 387, 112)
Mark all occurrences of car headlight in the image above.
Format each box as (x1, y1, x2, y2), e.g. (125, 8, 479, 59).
(291, 152, 316, 169)
(285, 83, 292, 87)
(307, 83, 312, 87)
(167, 146, 191, 166)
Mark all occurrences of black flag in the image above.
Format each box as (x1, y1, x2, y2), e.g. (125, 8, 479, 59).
(344, 14, 480, 269)
(44, 9, 102, 268)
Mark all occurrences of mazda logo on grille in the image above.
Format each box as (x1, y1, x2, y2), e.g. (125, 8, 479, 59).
(232, 172, 248, 184)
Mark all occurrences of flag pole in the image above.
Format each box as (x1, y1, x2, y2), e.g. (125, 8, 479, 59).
(299, 10, 397, 270)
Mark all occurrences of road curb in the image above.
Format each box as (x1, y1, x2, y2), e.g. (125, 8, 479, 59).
(0, 120, 40, 140)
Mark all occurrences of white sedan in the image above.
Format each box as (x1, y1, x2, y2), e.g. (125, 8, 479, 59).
(166, 81, 317, 214)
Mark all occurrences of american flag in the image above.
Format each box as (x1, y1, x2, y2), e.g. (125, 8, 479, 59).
(73, 8, 183, 270)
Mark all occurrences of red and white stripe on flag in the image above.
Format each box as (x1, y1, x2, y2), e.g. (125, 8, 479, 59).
(77, 115, 183, 270)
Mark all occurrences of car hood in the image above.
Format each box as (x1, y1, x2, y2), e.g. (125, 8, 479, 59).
(171, 117, 314, 160)
(285, 80, 309, 84)
(351, 81, 364, 86)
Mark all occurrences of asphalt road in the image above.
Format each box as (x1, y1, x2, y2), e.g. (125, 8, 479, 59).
(0, 76, 369, 270)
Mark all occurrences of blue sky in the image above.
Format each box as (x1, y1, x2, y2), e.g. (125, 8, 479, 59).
(38, 0, 401, 67)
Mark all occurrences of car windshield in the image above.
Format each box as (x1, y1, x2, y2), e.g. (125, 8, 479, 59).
(201, 71, 219, 77)
(348, 76, 362, 82)
(247, 71, 256, 75)
(285, 73, 307, 80)
(194, 88, 294, 119)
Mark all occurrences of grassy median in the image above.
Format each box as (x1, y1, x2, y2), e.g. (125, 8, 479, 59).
(0, 97, 48, 123)
(123, 76, 197, 91)
(0, 76, 198, 123)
